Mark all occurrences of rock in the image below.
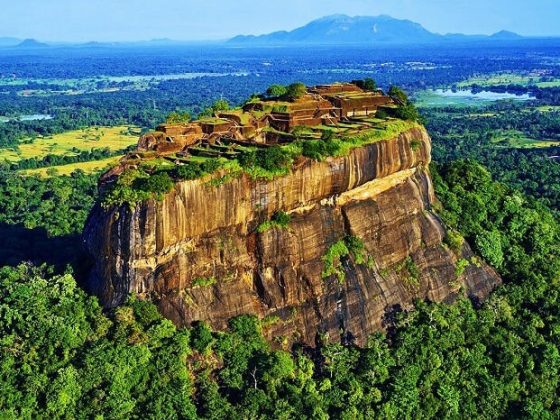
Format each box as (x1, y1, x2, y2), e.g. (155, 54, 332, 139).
(83, 126, 501, 347)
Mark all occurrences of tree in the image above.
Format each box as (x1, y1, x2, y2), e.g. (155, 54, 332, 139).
(285, 83, 307, 101)
(352, 78, 377, 91)
(388, 85, 409, 105)
(165, 111, 191, 124)
(212, 98, 230, 112)
(394, 103, 423, 122)
(266, 84, 287, 98)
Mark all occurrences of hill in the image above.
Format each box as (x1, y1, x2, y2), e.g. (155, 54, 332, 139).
(0, 37, 21, 47)
(230, 14, 523, 45)
(15, 38, 49, 49)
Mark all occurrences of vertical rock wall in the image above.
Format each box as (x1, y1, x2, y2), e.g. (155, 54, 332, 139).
(84, 127, 501, 346)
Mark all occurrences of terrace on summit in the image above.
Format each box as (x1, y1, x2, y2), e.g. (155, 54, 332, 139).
(138, 82, 394, 155)
(101, 82, 399, 183)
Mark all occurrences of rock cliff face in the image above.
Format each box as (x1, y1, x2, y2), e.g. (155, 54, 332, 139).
(84, 126, 501, 346)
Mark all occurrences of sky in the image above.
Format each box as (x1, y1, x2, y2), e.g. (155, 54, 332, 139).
(1, 0, 559, 42)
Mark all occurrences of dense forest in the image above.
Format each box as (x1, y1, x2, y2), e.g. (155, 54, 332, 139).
(425, 102, 560, 211)
(1, 43, 560, 417)
(1, 160, 559, 418)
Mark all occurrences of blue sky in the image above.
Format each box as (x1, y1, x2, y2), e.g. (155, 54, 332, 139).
(1, 0, 559, 42)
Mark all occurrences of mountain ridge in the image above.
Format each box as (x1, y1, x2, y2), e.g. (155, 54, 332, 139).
(229, 14, 524, 45)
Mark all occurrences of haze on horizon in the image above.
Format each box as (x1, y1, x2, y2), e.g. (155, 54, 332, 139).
(1, 0, 559, 43)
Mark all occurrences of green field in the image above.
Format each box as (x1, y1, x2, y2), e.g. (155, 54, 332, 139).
(24, 156, 124, 177)
(457, 73, 560, 88)
(536, 105, 560, 113)
(490, 129, 560, 149)
(0, 126, 140, 162)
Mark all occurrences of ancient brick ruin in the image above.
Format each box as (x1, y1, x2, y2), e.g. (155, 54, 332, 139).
(137, 82, 395, 156)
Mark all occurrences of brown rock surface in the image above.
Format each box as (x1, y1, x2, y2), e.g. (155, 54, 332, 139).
(83, 126, 501, 346)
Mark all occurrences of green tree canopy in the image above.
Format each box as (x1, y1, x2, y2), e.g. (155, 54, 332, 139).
(266, 84, 288, 98)
(285, 82, 307, 101)
(165, 111, 191, 124)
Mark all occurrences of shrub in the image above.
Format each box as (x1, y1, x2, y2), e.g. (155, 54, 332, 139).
(445, 230, 465, 254)
(192, 277, 217, 288)
(322, 240, 350, 283)
(301, 141, 325, 161)
(405, 257, 420, 283)
(212, 99, 230, 112)
(376, 108, 389, 119)
(455, 258, 470, 278)
(175, 163, 204, 180)
(271, 105, 288, 113)
(138, 172, 174, 196)
(321, 130, 335, 142)
(166, 111, 191, 124)
(388, 85, 409, 104)
(410, 139, 423, 151)
(200, 158, 222, 174)
(260, 146, 291, 170)
(301, 138, 341, 161)
(352, 78, 377, 91)
(238, 150, 258, 168)
(257, 211, 291, 233)
(284, 82, 307, 101)
(395, 103, 422, 122)
(396, 256, 420, 287)
(239, 146, 292, 173)
(102, 168, 150, 208)
(174, 159, 223, 181)
(322, 236, 372, 283)
(266, 84, 288, 98)
(345, 235, 367, 265)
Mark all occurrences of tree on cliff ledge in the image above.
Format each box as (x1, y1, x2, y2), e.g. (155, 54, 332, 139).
(285, 82, 307, 101)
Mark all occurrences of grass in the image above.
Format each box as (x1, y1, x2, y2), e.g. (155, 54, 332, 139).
(490, 129, 560, 149)
(536, 106, 560, 113)
(195, 117, 230, 125)
(24, 156, 123, 177)
(101, 118, 419, 207)
(0, 126, 140, 163)
(457, 72, 560, 88)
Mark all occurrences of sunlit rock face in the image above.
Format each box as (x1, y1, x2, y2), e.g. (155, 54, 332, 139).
(84, 126, 500, 347)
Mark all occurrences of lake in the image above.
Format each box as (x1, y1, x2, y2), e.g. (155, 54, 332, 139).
(415, 89, 534, 107)
(0, 114, 54, 123)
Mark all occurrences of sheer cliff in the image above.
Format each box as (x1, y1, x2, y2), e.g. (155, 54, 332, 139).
(83, 126, 501, 346)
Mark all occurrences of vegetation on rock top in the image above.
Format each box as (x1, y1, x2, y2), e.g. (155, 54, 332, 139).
(101, 118, 420, 208)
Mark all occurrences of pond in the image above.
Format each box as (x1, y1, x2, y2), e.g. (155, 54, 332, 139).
(414, 89, 535, 107)
(0, 114, 54, 123)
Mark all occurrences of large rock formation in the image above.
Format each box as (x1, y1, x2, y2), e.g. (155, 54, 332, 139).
(84, 126, 500, 346)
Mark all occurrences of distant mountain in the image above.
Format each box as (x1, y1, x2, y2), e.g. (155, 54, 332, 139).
(15, 39, 49, 49)
(229, 15, 524, 45)
(490, 30, 523, 40)
(0, 37, 21, 47)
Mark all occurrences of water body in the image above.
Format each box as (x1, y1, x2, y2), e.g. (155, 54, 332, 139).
(0, 114, 53, 123)
(416, 89, 534, 107)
